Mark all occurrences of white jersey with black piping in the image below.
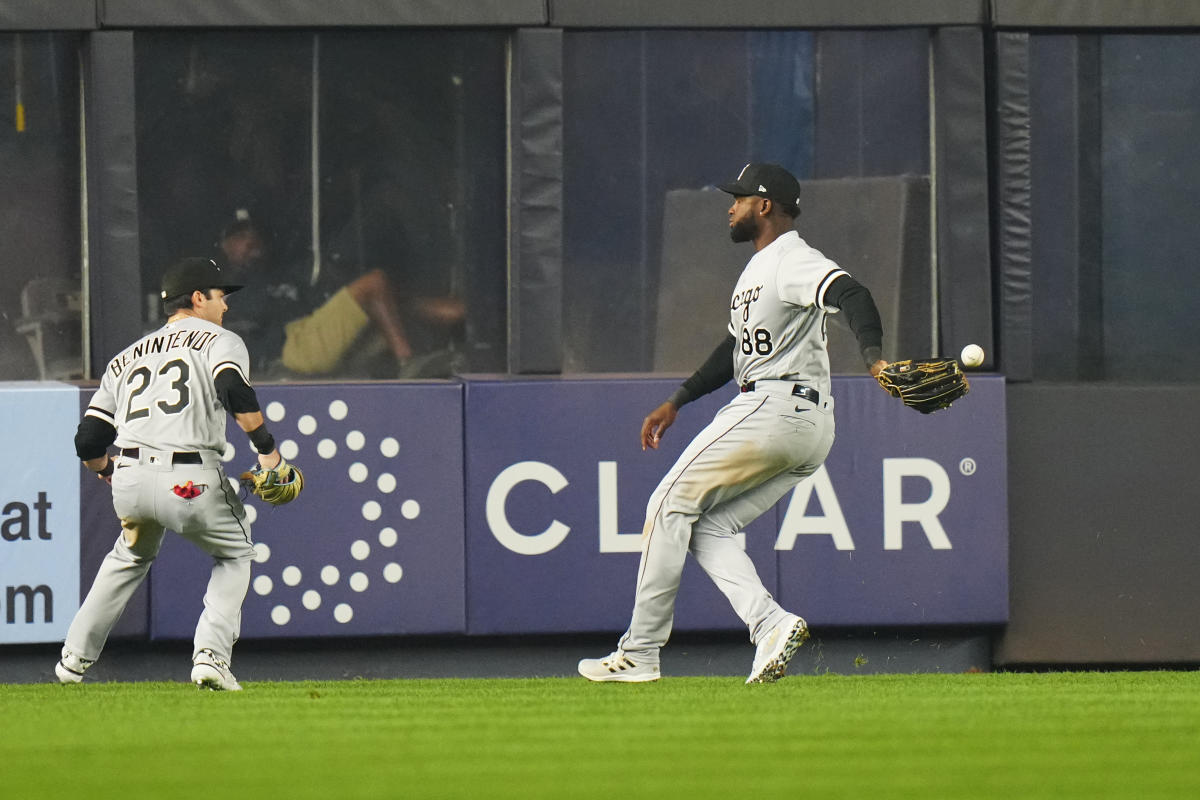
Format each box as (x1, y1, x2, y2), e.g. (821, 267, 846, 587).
(84, 317, 251, 454)
(727, 230, 847, 399)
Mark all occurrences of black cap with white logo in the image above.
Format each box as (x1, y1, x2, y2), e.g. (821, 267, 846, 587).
(718, 163, 801, 216)
(160, 257, 244, 301)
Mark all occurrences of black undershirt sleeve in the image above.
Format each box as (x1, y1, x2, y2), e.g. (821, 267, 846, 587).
(214, 368, 262, 415)
(824, 274, 884, 368)
(667, 334, 736, 408)
(74, 415, 117, 461)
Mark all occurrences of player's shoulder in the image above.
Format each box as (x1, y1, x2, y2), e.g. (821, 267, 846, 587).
(775, 232, 837, 271)
(215, 327, 251, 356)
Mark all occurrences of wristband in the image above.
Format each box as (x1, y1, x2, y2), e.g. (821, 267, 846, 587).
(247, 424, 276, 455)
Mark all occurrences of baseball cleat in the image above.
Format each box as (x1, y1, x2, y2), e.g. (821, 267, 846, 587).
(746, 614, 809, 684)
(578, 651, 660, 682)
(191, 648, 243, 691)
(55, 648, 94, 684)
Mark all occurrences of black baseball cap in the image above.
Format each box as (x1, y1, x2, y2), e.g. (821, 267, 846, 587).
(160, 257, 244, 301)
(718, 163, 801, 216)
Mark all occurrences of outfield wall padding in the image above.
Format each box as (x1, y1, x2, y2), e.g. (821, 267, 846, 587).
(97, 0, 546, 28)
(549, 0, 988, 28)
(993, 0, 1200, 28)
(997, 384, 1200, 665)
(0, 0, 95, 29)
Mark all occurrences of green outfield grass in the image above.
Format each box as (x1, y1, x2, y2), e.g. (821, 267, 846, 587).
(2, 672, 1197, 799)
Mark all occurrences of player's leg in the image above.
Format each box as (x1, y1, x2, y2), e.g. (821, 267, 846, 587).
(165, 464, 254, 689)
(690, 401, 835, 682)
(686, 401, 833, 637)
(58, 517, 166, 681)
(582, 403, 770, 681)
(687, 468, 807, 640)
(614, 395, 791, 661)
(57, 461, 168, 682)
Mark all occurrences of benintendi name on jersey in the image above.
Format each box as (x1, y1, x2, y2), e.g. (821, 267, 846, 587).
(106, 329, 223, 379)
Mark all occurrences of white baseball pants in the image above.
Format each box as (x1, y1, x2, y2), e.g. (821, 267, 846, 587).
(64, 449, 254, 666)
(617, 384, 835, 664)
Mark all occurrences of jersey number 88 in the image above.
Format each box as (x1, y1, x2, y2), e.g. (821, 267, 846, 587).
(740, 327, 774, 356)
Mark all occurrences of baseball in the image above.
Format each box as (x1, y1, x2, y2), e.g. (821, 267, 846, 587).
(960, 344, 985, 368)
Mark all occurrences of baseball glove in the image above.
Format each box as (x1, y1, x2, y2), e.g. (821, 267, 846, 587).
(240, 457, 305, 505)
(876, 358, 970, 414)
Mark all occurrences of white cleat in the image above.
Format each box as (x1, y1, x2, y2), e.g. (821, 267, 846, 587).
(578, 651, 661, 683)
(191, 649, 243, 691)
(746, 614, 809, 684)
(55, 648, 94, 684)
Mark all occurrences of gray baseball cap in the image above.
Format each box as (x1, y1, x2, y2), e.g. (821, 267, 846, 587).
(718, 163, 801, 216)
(160, 257, 244, 301)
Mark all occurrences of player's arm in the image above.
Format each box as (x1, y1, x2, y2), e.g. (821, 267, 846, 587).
(214, 369, 282, 470)
(74, 407, 118, 482)
(641, 334, 735, 450)
(823, 275, 888, 376)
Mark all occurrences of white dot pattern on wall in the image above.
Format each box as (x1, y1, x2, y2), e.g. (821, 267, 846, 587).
(266, 401, 286, 422)
(239, 390, 433, 633)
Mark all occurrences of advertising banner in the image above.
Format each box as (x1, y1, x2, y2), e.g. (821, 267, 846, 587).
(150, 383, 465, 639)
(0, 383, 80, 644)
(463, 377, 780, 635)
(464, 375, 1008, 634)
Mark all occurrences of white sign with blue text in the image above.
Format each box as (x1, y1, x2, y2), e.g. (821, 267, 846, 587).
(0, 383, 80, 643)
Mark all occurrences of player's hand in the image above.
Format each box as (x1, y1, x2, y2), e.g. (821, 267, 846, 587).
(641, 402, 678, 451)
(87, 454, 114, 486)
(869, 359, 889, 378)
(257, 450, 283, 471)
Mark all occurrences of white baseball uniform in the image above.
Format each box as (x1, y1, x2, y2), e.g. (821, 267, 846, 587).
(617, 231, 846, 662)
(64, 316, 256, 667)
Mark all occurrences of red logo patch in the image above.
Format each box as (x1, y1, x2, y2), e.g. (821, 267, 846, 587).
(172, 481, 204, 499)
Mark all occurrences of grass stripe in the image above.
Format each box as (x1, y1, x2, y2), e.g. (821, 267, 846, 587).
(1, 672, 1197, 799)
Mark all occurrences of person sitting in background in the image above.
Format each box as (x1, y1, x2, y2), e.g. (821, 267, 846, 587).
(213, 211, 466, 379)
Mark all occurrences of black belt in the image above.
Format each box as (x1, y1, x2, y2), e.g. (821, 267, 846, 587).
(120, 447, 203, 465)
(739, 381, 820, 405)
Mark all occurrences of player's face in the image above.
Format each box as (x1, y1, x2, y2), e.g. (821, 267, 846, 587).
(728, 195, 760, 243)
(195, 289, 229, 326)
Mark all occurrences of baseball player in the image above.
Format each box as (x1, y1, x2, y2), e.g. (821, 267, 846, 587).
(579, 163, 889, 683)
(58, 257, 284, 690)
